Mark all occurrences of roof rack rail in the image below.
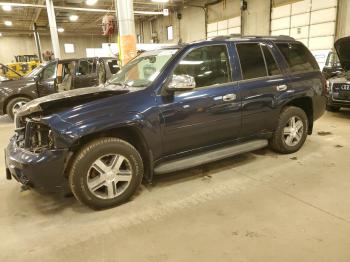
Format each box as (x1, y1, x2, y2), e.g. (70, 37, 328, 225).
(208, 34, 295, 41)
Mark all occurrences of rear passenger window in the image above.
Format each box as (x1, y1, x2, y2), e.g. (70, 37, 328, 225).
(276, 43, 319, 73)
(261, 45, 281, 76)
(236, 43, 267, 80)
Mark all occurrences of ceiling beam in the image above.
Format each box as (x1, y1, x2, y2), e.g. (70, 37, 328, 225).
(0, 2, 168, 15)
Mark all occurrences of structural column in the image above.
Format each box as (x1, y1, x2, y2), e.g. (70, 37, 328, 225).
(33, 23, 43, 63)
(115, 0, 137, 65)
(45, 0, 61, 59)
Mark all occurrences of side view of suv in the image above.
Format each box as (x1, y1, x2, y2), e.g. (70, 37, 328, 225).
(5, 36, 327, 209)
(0, 57, 119, 120)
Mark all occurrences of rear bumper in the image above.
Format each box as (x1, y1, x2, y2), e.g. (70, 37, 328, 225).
(5, 136, 70, 193)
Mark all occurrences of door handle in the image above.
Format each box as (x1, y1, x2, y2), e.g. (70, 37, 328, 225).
(222, 93, 237, 101)
(276, 84, 288, 92)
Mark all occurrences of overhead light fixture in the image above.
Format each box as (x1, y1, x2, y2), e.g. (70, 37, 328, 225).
(151, 0, 169, 2)
(4, 21, 13, 26)
(0, 33, 2, 37)
(57, 27, 64, 33)
(69, 15, 79, 21)
(86, 0, 98, 5)
(2, 4, 12, 11)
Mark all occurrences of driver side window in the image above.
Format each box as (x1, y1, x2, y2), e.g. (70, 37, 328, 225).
(173, 45, 232, 89)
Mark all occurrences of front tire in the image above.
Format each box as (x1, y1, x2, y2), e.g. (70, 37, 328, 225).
(6, 97, 31, 120)
(270, 106, 308, 154)
(69, 137, 144, 210)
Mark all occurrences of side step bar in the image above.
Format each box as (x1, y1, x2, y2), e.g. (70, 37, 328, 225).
(154, 139, 268, 175)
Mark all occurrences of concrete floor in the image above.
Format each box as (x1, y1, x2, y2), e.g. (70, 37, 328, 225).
(1, 111, 350, 262)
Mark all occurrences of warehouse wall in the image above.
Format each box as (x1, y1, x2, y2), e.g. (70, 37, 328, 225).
(135, 0, 271, 44)
(135, 12, 180, 44)
(207, 0, 240, 23)
(242, 0, 271, 35)
(0, 35, 107, 64)
(180, 6, 206, 43)
(336, 0, 350, 39)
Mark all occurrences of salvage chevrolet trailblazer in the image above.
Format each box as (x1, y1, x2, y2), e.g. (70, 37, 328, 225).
(5, 36, 327, 209)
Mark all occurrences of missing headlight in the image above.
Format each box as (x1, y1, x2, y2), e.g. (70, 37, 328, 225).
(24, 121, 54, 153)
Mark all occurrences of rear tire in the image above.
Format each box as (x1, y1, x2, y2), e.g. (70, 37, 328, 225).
(6, 97, 31, 120)
(326, 105, 340, 112)
(69, 137, 144, 210)
(270, 106, 308, 154)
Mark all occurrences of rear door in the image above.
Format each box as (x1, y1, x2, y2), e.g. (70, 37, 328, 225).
(74, 58, 98, 88)
(235, 42, 288, 136)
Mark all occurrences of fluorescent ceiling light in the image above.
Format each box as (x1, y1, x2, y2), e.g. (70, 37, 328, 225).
(69, 15, 79, 21)
(86, 0, 98, 5)
(2, 4, 12, 11)
(57, 27, 64, 33)
(152, 0, 169, 2)
(4, 21, 12, 26)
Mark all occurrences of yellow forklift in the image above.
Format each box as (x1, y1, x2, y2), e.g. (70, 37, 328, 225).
(2, 55, 40, 79)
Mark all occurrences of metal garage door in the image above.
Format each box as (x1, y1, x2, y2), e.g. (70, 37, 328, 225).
(271, 0, 338, 68)
(207, 16, 241, 38)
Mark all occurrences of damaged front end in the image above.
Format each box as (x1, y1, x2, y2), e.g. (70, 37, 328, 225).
(5, 112, 71, 193)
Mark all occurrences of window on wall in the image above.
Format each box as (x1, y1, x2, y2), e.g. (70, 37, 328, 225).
(64, 43, 75, 54)
(207, 16, 241, 38)
(167, 26, 173, 40)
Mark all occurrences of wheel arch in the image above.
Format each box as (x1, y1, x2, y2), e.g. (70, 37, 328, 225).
(3, 94, 33, 114)
(66, 125, 153, 183)
(283, 96, 313, 135)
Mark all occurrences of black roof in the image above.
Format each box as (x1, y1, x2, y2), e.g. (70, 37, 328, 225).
(208, 34, 295, 42)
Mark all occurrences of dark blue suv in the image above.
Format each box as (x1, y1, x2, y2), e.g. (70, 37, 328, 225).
(5, 36, 327, 209)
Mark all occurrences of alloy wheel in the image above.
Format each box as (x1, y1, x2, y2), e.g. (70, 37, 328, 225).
(87, 154, 133, 199)
(12, 101, 27, 116)
(283, 116, 304, 147)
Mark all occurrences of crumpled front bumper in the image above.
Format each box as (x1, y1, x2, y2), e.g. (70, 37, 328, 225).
(5, 136, 70, 193)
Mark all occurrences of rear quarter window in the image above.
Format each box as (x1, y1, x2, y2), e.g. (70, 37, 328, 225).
(276, 42, 319, 73)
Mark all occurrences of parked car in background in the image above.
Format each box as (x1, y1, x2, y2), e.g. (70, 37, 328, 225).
(326, 37, 350, 112)
(322, 51, 343, 79)
(0, 57, 119, 120)
(5, 36, 326, 209)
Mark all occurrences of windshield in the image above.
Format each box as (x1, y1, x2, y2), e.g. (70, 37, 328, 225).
(26, 64, 44, 78)
(109, 49, 178, 88)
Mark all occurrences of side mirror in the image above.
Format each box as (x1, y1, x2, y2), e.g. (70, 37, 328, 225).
(167, 74, 196, 92)
(33, 75, 40, 82)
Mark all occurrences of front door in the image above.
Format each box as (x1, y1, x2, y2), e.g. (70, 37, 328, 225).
(159, 44, 241, 156)
(235, 42, 288, 136)
(74, 58, 98, 88)
(37, 61, 58, 97)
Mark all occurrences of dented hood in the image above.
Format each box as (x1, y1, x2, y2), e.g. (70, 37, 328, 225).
(16, 85, 131, 117)
(335, 37, 350, 71)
